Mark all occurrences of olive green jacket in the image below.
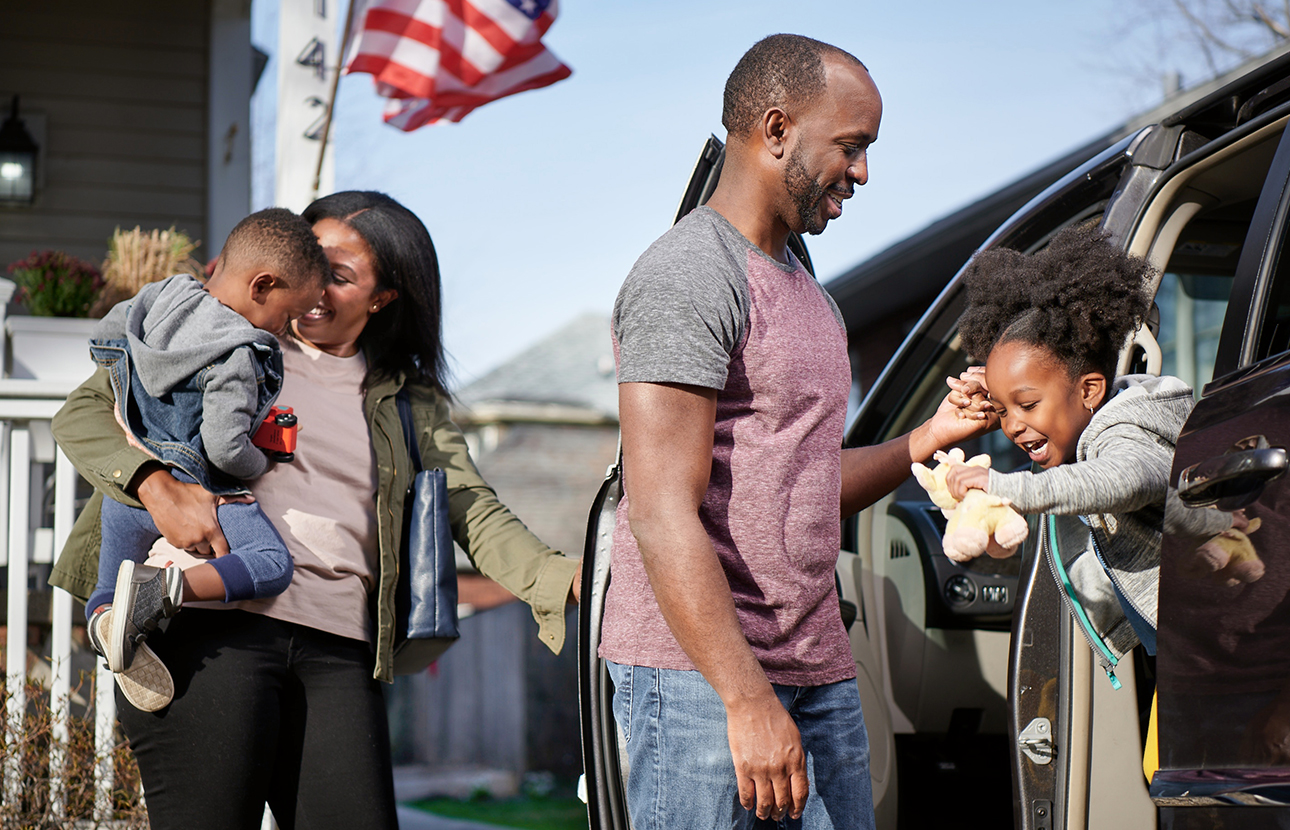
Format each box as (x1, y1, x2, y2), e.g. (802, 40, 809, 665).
(49, 364, 579, 683)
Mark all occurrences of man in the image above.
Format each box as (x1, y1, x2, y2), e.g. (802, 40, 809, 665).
(601, 34, 990, 829)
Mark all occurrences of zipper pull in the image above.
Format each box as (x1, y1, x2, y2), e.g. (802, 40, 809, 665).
(1104, 666, 1122, 691)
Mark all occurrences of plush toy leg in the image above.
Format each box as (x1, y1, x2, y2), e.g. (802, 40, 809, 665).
(994, 513, 1029, 550)
(984, 538, 1022, 560)
(943, 528, 988, 563)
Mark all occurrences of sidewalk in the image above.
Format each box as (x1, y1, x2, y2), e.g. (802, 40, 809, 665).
(397, 804, 508, 830)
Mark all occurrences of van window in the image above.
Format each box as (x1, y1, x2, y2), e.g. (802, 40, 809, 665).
(1150, 197, 1253, 390)
(1254, 240, 1290, 361)
(1155, 272, 1233, 392)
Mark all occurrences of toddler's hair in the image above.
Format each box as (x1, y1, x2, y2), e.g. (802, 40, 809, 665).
(957, 224, 1155, 379)
(220, 208, 330, 290)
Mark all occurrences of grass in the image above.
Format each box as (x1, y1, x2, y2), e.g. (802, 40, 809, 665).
(409, 794, 589, 830)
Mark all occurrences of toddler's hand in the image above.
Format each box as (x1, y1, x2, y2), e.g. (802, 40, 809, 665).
(946, 464, 990, 501)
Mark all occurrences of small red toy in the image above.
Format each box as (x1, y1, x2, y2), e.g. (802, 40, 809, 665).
(252, 406, 298, 462)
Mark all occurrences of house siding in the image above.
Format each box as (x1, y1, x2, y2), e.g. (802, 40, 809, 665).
(0, 0, 210, 268)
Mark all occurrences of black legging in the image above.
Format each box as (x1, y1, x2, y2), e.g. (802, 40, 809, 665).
(116, 609, 397, 830)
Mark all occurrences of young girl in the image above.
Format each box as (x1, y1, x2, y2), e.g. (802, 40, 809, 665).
(944, 224, 1208, 679)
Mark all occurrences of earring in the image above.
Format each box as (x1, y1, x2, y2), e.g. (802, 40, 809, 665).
(1086, 403, 1094, 413)
(371, 303, 379, 312)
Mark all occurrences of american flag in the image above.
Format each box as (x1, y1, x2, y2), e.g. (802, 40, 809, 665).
(345, 0, 572, 130)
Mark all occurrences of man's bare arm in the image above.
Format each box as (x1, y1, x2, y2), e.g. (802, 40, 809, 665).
(619, 381, 808, 822)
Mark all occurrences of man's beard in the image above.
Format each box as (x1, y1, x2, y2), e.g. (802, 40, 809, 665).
(784, 146, 829, 236)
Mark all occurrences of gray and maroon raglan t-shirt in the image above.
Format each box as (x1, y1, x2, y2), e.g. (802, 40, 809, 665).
(599, 206, 855, 686)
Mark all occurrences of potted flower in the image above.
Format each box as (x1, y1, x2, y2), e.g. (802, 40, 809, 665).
(6, 250, 103, 317)
(4, 250, 103, 382)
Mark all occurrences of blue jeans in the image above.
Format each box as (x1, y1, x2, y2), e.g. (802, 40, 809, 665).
(88, 493, 293, 617)
(606, 662, 875, 830)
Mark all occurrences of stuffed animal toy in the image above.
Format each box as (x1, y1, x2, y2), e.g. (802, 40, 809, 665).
(1191, 517, 1264, 587)
(911, 448, 1029, 563)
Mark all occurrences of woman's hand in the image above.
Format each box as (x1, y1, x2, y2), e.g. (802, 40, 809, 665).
(133, 464, 230, 557)
(946, 464, 990, 501)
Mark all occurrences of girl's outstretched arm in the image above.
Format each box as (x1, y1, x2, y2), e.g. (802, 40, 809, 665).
(987, 424, 1173, 515)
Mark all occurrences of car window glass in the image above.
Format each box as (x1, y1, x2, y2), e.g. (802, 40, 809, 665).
(1254, 244, 1290, 360)
(1149, 197, 1253, 388)
(1155, 272, 1234, 392)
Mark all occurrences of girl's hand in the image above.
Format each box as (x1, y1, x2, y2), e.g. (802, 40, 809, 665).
(946, 464, 990, 501)
(920, 372, 999, 452)
(946, 366, 989, 402)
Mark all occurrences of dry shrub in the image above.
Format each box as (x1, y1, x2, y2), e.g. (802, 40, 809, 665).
(90, 227, 203, 318)
(0, 675, 147, 829)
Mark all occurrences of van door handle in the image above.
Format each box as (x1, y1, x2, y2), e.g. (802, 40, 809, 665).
(1178, 444, 1287, 507)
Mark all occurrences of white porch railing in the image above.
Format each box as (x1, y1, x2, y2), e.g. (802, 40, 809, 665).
(0, 378, 124, 822)
(1, 380, 279, 829)
(0, 379, 123, 820)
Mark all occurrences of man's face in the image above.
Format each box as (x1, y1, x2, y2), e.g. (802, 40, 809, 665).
(780, 59, 882, 236)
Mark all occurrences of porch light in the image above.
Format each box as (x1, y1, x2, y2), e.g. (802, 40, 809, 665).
(0, 96, 38, 205)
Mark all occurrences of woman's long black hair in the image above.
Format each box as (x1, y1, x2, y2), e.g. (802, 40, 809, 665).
(303, 191, 449, 395)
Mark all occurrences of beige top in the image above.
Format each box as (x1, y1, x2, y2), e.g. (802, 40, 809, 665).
(150, 337, 379, 643)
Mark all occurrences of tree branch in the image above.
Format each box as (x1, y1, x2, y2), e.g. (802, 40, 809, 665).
(1251, 2, 1290, 37)
(1174, 0, 1249, 56)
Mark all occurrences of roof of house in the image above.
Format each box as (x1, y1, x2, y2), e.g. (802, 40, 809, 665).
(452, 311, 618, 422)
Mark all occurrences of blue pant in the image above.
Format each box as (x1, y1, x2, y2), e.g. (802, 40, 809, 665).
(606, 662, 876, 830)
(88, 495, 293, 617)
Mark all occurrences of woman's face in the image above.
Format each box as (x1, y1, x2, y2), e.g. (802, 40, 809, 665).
(294, 217, 397, 357)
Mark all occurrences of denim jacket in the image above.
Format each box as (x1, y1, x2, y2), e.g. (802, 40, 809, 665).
(90, 275, 283, 495)
(90, 339, 281, 495)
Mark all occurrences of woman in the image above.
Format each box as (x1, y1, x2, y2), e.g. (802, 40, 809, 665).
(49, 192, 580, 829)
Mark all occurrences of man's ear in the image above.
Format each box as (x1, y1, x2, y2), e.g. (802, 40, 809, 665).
(761, 107, 790, 159)
(1080, 372, 1108, 412)
(249, 272, 277, 302)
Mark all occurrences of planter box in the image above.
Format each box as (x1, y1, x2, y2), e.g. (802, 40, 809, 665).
(4, 316, 97, 383)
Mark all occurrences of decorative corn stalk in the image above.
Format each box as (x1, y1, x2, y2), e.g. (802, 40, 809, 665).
(90, 226, 203, 318)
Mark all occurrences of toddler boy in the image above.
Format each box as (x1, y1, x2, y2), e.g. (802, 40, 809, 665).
(83, 207, 330, 711)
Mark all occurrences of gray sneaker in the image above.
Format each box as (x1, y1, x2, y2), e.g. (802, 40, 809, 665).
(108, 561, 183, 673)
(89, 607, 175, 712)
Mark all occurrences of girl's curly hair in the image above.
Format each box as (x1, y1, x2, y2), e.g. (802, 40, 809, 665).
(957, 224, 1156, 379)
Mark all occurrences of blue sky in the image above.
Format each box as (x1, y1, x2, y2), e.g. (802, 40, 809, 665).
(252, 1, 1222, 388)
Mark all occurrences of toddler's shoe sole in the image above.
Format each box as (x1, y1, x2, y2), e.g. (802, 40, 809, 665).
(97, 608, 174, 712)
(115, 640, 174, 712)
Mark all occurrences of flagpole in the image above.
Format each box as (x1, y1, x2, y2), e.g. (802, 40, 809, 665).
(310, 0, 359, 202)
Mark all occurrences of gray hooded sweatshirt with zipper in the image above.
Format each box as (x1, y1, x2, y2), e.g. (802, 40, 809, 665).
(986, 374, 1225, 650)
(92, 274, 279, 480)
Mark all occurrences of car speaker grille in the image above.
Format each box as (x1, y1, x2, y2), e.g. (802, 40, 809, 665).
(889, 540, 911, 560)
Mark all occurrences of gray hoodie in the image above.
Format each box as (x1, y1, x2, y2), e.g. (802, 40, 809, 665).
(987, 374, 1216, 635)
(93, 274, 279, 480)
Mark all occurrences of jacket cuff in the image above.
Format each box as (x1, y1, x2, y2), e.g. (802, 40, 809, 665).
(100, 448, 155, 508)
(529, 554, 580, 654)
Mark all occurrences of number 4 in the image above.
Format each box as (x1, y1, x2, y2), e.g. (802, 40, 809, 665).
(297, 37, 326, 82)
